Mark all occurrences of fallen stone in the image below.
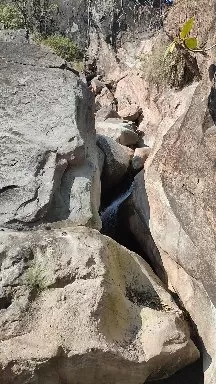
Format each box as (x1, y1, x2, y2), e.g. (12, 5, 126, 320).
(95, 106, 120, 121)
(0, 227, 199, 384)
(118, 103, 142, 121)
(96, 119, 139, 146)
(91, 77, 105, 94)
(95, 86, 116, 110)
(132, 147, 150, 171)
(97, 134, 131, 189)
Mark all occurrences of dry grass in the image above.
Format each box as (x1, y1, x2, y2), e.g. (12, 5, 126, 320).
(140, 0, 216, 89)
(140, 36, 171, 89)
(140, 32, 201, 90)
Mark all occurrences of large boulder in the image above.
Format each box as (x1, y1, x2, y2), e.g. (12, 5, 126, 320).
(144, 81, 216, 383)
(0, 226, 199, 384)
(0, 34, 101, 230)
(126, 81, 216, 383)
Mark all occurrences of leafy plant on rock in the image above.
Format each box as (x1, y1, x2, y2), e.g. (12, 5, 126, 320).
(165, 17, 199, 57)
(163, 17, 202, 88)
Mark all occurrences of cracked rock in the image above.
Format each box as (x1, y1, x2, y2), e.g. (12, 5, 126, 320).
(0, 36, 101, 230)
(0, 226, 199, 384)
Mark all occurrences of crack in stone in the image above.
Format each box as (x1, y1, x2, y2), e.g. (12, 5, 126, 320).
(1, 57, 79, 76)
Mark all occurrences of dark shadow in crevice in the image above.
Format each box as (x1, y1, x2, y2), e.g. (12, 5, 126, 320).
(0, 295, 12, 310)
(147, 359, 204, 384)
(100, 169, 205, 384)
(207, 64, 216, 126)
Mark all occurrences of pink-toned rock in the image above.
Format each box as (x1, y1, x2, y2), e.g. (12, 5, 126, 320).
(118, 104, 142, 121)
(115, 72, 161, 146)
(91, 77, 105, 94)
(132, 147, 150, 171)
(95, 106, 119, 121)
(95, 87, 115, 109)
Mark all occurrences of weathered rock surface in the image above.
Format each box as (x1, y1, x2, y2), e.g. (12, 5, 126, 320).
(0, 36, 101, 230)
(118, 103, 142, 122)
(0, 226, 199, 384)
(120, 169, 166, 282)
(96, 119, 139, 145)
(53, 0, 161, 75)
(90, 77, 105, 94)
(97, 134, 131, 189)
(95, 105, 119, 121)
(114, 72, 161, 143)
(125, 81, 216, 382)
(132, 147, 150, 171)
(95, 87, 118, 121)
(144, 81, 216, 383)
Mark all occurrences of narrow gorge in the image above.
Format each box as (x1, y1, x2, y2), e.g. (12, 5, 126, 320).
(0, 0, 216, 383)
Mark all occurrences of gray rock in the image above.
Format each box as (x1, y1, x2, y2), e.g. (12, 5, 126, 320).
(97, 135, 131, 189)
(96, 119, 139, 146)
(0, 226, 199, 384)
(0, 38, 101, 230)
(0, 29, 28, 44)
(95, 106, 120, 121)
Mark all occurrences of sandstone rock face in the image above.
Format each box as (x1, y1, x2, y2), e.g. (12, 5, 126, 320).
(133, 82, 216, 382)
(95, 87, 118, 121)
(115, 72, 161, 142)
(97, 134, 131, 189)
(118, 103, 142, 122)
(91, 77, 105, 95)
(0, 226, 199, 384)
(0, 36, 101, 230)
(96, 119, 139, 146)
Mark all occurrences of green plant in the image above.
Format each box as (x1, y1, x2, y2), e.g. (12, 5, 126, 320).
(165, 16, 216, 58)
(161, 17, 203, 88)
(0, 3, 24, 29)
(165, 17, 199, 58)
(41, 35, 81, 62)
(26, 264, 47, 294)
(140, 39, 182, 89)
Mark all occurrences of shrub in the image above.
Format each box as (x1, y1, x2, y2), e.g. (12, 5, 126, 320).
(0, 3, 24, 29)
(26, 264, 47, 294)
(41, 35, 81, 62)
(140, 39, 173, 89)
(140, 19, 202, 90)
